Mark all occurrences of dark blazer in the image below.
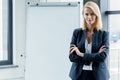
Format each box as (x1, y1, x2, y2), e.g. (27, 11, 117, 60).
(69, 28, 110, 80)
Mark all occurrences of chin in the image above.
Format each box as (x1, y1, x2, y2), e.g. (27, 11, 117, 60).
(88, 23, 93, 25)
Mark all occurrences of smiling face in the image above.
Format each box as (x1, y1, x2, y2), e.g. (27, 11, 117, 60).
(83, 7, 96, 29)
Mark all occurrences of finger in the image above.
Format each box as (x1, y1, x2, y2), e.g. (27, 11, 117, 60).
(102, 48, 106, 50)
(99, 48, 106, 53)
(70, 48, 76, 53)
(69, 47, 74, 52)
(70, 46, 75, 50)
(69, 47, 75, 53)
(100, 45, 105, 49)
(101, 47, 106, 51)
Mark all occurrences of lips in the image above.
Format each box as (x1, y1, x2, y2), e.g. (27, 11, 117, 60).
(88, 20, 92, 22)
(88, 20, 92, 23)
(87, 20, 93, 24)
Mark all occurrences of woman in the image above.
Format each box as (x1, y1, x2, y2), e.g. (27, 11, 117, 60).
(69, 1, 109, 80)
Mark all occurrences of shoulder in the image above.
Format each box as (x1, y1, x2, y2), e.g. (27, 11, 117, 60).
(97, 30, 109, 38)
(101, 30, 109, 34)
(73, 28, 83, 33)
(97, 30, 109, 34)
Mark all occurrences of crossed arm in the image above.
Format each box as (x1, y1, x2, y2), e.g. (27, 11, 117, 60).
(69, 30, 109, 63)
(69, 44, 108, 63)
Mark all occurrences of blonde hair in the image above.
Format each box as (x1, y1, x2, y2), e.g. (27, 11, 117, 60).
(82, 1, 102, 30)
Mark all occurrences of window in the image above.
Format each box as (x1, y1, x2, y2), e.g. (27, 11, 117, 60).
(106, 0, 120, 80)
(109, 15, 120, 80)
(109, 13, 120, 80)
(0, 0, 13, 65)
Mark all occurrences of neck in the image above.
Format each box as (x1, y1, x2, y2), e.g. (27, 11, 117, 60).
(87, 27, 94, 32)
(87, 24, 95, 32)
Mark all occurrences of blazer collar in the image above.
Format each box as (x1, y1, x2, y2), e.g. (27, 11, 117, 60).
(82, 29, 98, 52)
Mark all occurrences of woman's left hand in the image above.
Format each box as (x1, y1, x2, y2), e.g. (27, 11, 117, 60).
(70, 44, 84, 57)
(70, 44, 78, 53)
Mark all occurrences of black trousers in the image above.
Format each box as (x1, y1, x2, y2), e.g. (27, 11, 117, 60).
(77, 70, 95, 80)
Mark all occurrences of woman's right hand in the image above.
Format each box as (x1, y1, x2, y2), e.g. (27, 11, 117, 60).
(98, 45, 106, 53)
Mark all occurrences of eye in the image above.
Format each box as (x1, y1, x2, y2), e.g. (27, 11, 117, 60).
(91, 13, 95, 16)
(85, 13, 88, 16)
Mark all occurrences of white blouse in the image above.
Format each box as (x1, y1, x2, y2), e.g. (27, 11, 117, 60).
(82, 39, 93, 70)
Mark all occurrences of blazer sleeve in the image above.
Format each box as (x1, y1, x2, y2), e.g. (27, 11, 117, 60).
(69, 29, 83, 63)
(82, 31, 109, 63)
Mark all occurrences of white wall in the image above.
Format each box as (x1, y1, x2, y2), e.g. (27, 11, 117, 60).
(25, 0, 83, 80)
(26, 0, 83, 27)
(25, 2, 80, 80)
(0, 0, 83, 80)
(0, 0, 26, 80)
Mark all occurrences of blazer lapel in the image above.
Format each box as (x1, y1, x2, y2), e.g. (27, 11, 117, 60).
(80, 30, 86, 52)
(92, 29, 98, 53)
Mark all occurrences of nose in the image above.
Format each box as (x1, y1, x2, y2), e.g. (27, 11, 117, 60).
(88, 15, 92, 19)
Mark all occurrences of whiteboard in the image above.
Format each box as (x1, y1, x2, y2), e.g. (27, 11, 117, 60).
(25, 2, 80, 80)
